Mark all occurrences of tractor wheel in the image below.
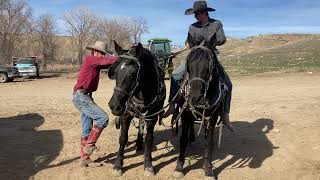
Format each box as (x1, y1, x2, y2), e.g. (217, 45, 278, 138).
(0, 73, 8, 83)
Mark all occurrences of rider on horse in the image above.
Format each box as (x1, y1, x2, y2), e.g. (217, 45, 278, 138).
(162, 0, 235, 132)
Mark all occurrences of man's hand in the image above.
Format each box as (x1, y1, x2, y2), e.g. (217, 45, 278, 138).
(169, 44, 191, 58)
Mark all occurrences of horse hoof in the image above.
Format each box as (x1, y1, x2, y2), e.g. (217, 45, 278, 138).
(113, 169, 123, 177)
(144, 167, 155, 176)
(204, 176, 216, 180)
(173, 171, 184, 179)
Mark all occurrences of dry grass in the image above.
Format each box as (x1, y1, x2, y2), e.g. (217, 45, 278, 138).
(43, 64, 80, 73)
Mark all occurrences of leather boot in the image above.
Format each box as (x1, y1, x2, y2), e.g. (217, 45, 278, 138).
(221, 113, 235, 133)
(80, 137, 92, 167)
(84, 125, 105, 161)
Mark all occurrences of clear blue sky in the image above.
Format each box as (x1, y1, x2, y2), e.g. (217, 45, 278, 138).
(29, 0, 320, 45)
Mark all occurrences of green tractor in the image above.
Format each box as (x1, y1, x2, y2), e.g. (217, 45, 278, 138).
(148, 38, 174, 77)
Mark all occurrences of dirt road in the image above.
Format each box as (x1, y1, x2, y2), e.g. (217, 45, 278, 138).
(0, 72, 319, 180)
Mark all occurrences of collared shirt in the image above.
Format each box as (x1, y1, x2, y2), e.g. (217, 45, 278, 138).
(186, 18, 226, 53)
(74, 55, 118, 93)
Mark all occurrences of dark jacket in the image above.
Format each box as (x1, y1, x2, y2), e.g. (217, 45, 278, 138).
(186, 18, 226, 54)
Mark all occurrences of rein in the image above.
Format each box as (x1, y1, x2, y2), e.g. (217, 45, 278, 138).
(114, 53, 166, 132)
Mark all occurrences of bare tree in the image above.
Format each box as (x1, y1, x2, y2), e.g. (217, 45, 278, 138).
(131, 17, 149, 43)
(35, 14, 57, 69)
(97, 17, 132, 51)
(0, 0, 32, 64)
(64, 8, 98, 64)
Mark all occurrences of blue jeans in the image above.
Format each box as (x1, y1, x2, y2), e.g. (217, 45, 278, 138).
(73, 91, 109, 138)
(169, 63, 232, 113)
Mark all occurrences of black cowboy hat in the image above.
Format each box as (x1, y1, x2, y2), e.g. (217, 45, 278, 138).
(185, 0, 216, 15)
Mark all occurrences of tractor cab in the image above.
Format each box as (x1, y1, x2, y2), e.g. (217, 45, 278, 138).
(148, 38, 171, 57)
(148, 38, 173, 76)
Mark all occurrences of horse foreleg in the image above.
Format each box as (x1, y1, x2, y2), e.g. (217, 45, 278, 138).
(203, 123, 215, 178)
(189, 121, 195, 144)
(136, 128, 144, 151)
(173, 115, 190, 178)
(143, 120, 156, 176)
(113, 114, 132, 176)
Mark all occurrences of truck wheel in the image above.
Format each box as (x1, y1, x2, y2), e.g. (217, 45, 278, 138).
(0, 73, 8, 83)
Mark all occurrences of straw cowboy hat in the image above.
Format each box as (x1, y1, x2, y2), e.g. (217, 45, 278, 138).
(185, 0, 216, 15)
(86, 41, 112, 55)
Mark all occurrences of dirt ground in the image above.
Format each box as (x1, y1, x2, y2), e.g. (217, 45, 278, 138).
(0, 72, 320, 180)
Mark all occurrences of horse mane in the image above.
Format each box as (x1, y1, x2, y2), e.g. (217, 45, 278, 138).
(134, 47, 164, 105)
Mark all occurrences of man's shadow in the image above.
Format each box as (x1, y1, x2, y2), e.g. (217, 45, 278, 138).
(98, 118, 277, 177)
(0, 113, 63, 179)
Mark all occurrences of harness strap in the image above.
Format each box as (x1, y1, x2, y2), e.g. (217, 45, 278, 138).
(189, 77, 206, 85)
(114, 87, 129, 96)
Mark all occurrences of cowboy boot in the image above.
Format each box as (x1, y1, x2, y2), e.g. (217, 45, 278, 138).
(221, 113, 235, 132)
(84, 125, 105, 161)
(80, 137, 92, 167)
(161, 103, 177, 118)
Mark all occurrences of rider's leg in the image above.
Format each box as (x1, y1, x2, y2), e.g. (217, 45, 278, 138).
(221, 70, 235, 132)
(168, 64, 185, 101)
(162, 64, 185, 118)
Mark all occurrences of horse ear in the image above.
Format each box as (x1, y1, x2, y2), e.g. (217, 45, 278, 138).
(108, 59, 121, 79)
(114, 40, 125, 55)
(209, 34, 217, 47)
(135, 43, 144, 58)
(187, 33, 196, 47)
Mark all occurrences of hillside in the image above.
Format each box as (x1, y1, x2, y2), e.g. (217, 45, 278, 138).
(171, 34, 320, 75)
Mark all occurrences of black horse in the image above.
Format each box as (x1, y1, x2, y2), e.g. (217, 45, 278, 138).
(108, 41, 166, 176)
(173, 41, 228, 179)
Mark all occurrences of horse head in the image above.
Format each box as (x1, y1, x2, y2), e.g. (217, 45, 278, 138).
(108, 41, 144, 116)
(186, 39, 216, 108)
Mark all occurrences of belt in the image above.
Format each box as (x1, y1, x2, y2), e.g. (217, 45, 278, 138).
(74, 89, 89, 95)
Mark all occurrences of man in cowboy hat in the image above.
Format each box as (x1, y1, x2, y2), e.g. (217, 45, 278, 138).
(162, 0, 234, 132)
(73, 41, 118, 167)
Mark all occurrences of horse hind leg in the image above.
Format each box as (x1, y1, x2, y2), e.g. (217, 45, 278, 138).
(113, 114, 132, 177)
(143, 119, 157, 176)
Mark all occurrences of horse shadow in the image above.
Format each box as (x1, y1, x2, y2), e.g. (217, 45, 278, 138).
(98, 118, 277, 177)
(0, 113, 63, 179)
(174, 118, 278, 177)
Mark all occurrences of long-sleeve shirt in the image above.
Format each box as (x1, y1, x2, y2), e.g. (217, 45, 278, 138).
(186, 18, 226, 53)
(74, 55, 118, 93)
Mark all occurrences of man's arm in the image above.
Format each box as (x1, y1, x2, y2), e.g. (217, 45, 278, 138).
(88, 55, 118, 68)
(214, 20, 226, 46)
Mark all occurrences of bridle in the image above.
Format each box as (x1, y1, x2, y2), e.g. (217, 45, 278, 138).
(175, 42, 225, 135)
(113, 51, 165, 120)
(113, 53, 141, 100)
(186, 43, 216, 109)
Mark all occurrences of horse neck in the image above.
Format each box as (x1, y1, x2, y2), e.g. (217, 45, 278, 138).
(135, 57, 159, 102)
